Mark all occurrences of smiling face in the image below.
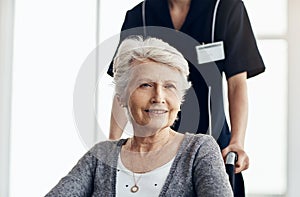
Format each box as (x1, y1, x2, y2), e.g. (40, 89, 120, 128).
(123, 61, 183, 133)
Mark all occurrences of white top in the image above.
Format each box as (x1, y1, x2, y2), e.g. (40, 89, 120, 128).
(116, 154, 175, 197)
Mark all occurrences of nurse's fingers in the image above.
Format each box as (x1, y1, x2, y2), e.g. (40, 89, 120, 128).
(235, 151, 249, 173)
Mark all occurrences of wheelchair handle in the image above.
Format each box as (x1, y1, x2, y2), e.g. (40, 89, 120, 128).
(226, 152, 237, 165)
(225, 152, 237, 190)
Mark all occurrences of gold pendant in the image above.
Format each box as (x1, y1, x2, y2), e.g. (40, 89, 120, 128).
(130, 185, 139, 193)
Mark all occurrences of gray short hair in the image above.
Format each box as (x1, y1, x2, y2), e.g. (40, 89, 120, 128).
(113, 36, 191, 103)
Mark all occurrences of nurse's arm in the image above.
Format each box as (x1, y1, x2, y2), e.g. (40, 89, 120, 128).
(222, 71, 249, 173)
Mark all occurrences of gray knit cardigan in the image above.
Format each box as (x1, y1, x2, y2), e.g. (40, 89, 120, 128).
(45, 133, 233, 197)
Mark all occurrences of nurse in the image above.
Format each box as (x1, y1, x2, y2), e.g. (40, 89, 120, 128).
(107, 0, 265, 196)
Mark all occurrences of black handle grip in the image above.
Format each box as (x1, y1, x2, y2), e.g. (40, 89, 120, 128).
(225, 152, 237, 190)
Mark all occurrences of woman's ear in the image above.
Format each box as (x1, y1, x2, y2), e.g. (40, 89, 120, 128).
(115, 94, 126, 108)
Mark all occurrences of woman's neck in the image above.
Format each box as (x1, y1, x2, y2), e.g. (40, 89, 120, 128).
(121, 128, 184, 173)
(130, 128, 174, 152)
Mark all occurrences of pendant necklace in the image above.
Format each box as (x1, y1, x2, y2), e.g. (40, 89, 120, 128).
(129, 138, 143, 193)
(128, 130, 173, 193)
(130, 172, 142, 193)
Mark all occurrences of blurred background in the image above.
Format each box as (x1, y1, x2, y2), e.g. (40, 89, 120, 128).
(0, 0, 299, 196)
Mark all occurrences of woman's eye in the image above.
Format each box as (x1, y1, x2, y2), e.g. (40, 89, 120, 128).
(165, 84, 176, 89)
(140, 83, 152, 88)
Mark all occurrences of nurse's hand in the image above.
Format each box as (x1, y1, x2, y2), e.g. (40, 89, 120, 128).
(222, 143, 249, 173)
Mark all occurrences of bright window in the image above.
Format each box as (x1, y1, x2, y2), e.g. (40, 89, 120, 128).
(10, 0, 97, 196)
(245, 40, 287, 195)
(242, 0, 287, 195)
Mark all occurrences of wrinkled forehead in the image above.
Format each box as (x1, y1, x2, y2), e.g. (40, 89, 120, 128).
(129, 61, 182, 84)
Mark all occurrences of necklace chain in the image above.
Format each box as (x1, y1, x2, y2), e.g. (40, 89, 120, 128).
(131, 172, 142, 193)
(128, 129, 174, 193)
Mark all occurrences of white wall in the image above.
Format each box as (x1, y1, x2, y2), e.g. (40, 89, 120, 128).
(0, 0, 14, 196)
(287, 0, 300, 196)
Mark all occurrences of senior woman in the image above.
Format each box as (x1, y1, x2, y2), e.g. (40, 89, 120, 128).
(46, 36, 233, 196)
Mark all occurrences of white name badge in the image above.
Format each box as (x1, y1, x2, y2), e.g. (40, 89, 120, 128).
(195, 41, 225, 64)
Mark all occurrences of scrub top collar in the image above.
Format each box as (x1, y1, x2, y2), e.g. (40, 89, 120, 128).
(145, 0, 216, 30)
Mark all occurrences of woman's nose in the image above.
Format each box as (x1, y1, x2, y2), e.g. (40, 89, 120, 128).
(151, 86, 165, 104)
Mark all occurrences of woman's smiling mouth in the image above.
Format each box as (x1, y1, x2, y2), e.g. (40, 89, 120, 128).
(145, 109, 168, 115)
